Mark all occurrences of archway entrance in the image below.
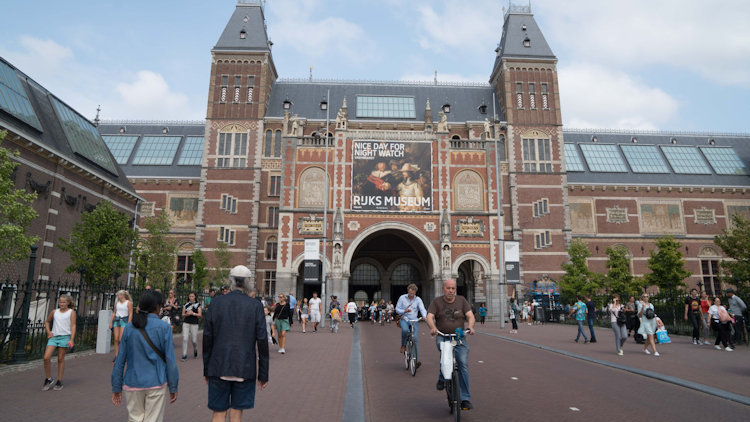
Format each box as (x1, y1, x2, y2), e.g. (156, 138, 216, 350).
(349, 229, 434, 307)
(456, 259, 484, 306)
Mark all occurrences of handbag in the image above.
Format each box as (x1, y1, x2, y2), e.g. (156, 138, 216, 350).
(138, 328, 166, 363)
(644, 308, 655, 320)
(616, 310, 627, 325)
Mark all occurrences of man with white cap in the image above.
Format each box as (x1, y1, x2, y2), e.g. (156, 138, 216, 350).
(203, 265, 269, 421)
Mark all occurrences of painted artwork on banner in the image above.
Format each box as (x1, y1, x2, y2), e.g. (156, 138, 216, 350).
(351, 140, 432, 211)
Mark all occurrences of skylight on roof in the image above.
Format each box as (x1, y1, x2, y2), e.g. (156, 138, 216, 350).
(356, 96, 415, 119)
(564, 143, 585, 172)
(660, 146, 711, 174)
(621, 145, 669, 174)
(51, 96, 119, 174)
(579, 144, 628, 172)
(177, 136, 204, 165)
(102, 135, 139, 164)
(700, 147, 747, 175)
(131, 136, 181, 165)
(0, 60, 42, 131)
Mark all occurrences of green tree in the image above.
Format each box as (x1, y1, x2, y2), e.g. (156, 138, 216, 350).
(0, 131, 40, 262)
(211, 241, 232, 287)
(603, 245, 645, 299)
(191, 249, 208, 290)
(644, 236, 691, 294)
(559, 239, 602, 302)
(58, 200, 137, 286)
(135, 213, 176, 290)
(714, 214, 750, 296)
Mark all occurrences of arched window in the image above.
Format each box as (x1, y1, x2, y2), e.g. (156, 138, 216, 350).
(390, 263, 420, 286)
(698, 246, 722, 296)
(453, 170, 484, 211)
(274, 130, 282, 157)
(352, 263, 380, 285)
(298, 167, 326, 208)
(265, 236, 278, 260)
(264, 130, 273, 157)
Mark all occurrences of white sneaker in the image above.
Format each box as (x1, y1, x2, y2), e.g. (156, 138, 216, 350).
(617, 350, 623, 356)
(692, 339, 697, 345)
(643, 349, 650, 355)
(278, 348, 285, 354)
(714, 345, 722, 350)
(654, 352, 660, 357)
(725, 347, 734, 352)
(704, 341, 711, 345)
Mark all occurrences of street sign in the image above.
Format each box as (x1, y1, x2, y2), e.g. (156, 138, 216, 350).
(504, 241, 520, 284)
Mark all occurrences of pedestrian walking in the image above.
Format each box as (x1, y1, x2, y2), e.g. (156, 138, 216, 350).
(181, 292, 202, 361)
(300, 297, 309, 333)
(111, 290, 179, 422)
(288, 291, 297, 327)
(684, 288, 702, 345)
(42, 294, 76, 391)
(585, 295, 597, 343)
(162, 290, 180, 327)
(346, 298, 358, 327)
(109, 290, 133, 361)
(264, 306, 275, 345)
(569, 296, 588, 343)
(726, 289, 746, 345)
(699, 291, 712, 345)
(608, 294, 627, 355)
(330, 305, 342, 333)
(203, 265, 269, 421)
(624, 296, 638, 337)
(273, 294, 291, 353)
(522, 301, 531, 325)
(637, 293, 659, 356)
(309, 292, 322, 332)
(477, 303, 487, 325)
(708, 297, 734, 351)
(509, 298, 519, 333)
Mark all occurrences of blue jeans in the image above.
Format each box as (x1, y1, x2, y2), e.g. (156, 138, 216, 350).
(400, 319, 420, 360)
(587, 318, 597, 341)
(435, 335, 470, 402)
(575, 320, 588, 341)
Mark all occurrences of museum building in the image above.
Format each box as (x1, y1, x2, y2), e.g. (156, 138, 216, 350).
(94, 1, 750, 318)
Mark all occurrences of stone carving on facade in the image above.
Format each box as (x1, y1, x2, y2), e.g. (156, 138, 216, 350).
(423, 222, 436, 232)
(694, 207, 716, 225)
(288, 114, 301, 136)
(606, 205, 629, 224)
(26, 172, 50, 199)
(298, 167, 326, 208)
(424, 98, 433, 132)
(483, 118, 492, 139)
(333, 242, 343, 271)
(436, 111, 448, 132)
(454, 170, 483, 211)
(455, 215, 485, 237)
(282, 110, 290, 135)
(442, 244, 451, 270)
(297, 214, 323, 235)
(347, 220, 360, 231)
(333, 208, 344, 240)
(335, 97, 348, 130)
(140, 202, 155, 217)
(59, 187, 79, 209)
(440, 209, 451, 242)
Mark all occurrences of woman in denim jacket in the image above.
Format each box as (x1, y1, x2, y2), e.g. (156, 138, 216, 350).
(112, 290, 179, 422)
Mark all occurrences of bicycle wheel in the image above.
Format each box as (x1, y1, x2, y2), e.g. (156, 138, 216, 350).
(445, 379, 454, 414)
(452, 369, 461, 422)
(409, 342, 417, 376)
(403, 342, 410, 370)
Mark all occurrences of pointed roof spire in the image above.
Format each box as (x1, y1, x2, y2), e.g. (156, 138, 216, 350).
(495, 4, 555, 61)
(93, 105, 101, 127)
(213, 1, 270, 52)
(341, 96, 347, 109)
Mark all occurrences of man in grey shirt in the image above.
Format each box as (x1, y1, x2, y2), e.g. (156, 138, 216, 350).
(726, 289, 746, 345)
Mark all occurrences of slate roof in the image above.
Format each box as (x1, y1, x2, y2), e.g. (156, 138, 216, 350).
(213, 1, 270, 53)
(97, 122, 205, 179)
(563, 130, 750, 188)
(493, 8, 556, 75)
(266, 79, 503, 124)
(0, 56, 137, 197)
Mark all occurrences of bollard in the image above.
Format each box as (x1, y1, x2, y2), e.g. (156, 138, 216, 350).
(97, 310, 113, 354)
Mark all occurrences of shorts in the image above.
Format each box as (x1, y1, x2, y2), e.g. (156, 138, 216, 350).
(113, 317, 128, 327)
(47, 335, 71, 348)
(309, 312, 321, 323)
(274, 319, 290, 332)
(207, 377, 255, 411)
(301, 314, 308, 319)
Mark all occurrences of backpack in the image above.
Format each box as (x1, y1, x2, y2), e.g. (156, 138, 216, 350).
(718, 307, 732, 323)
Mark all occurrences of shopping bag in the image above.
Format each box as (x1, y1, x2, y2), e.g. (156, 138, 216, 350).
(439, 340, 454, 379)
(656, 329, 671, 344)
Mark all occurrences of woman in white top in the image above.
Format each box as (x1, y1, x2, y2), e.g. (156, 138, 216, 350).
(109, 290, 133, 361)
(300, 298, 309, 333)
(346, 299, 358, 327)
(708, 297, 734, 351)
(608, 294, 627, 355)
(42, 294, 76, 391)
(637, 293, 659, 356)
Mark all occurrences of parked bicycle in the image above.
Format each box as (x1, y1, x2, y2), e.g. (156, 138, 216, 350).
(403, 318, 422, 376)
(437, 328, 470, 421)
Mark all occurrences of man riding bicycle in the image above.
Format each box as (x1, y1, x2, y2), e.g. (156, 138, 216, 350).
(395, 283, 428, 366)
(426, 279, 475, 411)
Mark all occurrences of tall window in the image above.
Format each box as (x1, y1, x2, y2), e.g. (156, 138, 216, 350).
(701, 259, 721, 296)
(233, 76, 241, 103)
(268, 207, 279, 228)
(263, 129, 282, 157)
(265, 237, 278, 260)
(220, 194, 238, 214)
(516, 82, 523, 108)
(264, 271, 276, 296)
(533, 198, 550, 217)
(269, 174, 281, 196)
(247, 76, 254, 103)
(274, 130, 282, 157)
(528, 83, 536, 109)
(176, 254, 194, 286)
(534, 231, 551, 249)
(541, 83, 549, 109)
(217, 132, 247, 167)
(218, 227, 236, 246)
(523, 137, 552, 172)
(220, 75, 228, 103)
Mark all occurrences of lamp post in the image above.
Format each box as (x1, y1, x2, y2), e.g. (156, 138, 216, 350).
(320, 89, 330, 328)
(492, 92, 506, 328)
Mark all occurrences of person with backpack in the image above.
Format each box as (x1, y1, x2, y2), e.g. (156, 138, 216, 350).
(608, 294, 627, 355)
(637, 293, 659, 356)
(708, 297, 734, 351)
(568, 296, 588, 343)
(111, 290, 179, 421)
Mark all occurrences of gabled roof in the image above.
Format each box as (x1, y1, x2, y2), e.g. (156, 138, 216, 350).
(493, 7, 556, 73)
(213, 1, 270, 53)
(266, 79, 503, 124)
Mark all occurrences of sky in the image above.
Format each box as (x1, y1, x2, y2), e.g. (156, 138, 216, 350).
(2, 0, 750, 133)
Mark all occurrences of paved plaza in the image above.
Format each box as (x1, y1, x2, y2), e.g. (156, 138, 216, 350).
(1, 320, 748, 421)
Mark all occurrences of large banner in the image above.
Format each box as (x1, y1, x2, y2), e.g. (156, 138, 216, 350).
(351, 140, 432, 212)
(504, 241, 521, 284)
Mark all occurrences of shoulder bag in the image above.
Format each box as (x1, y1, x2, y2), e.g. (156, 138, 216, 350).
(138, 328, 166, 363)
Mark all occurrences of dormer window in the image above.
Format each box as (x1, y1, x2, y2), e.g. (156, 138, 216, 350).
(283, 98, 292, 110)
(240, 29, 246, 39)
(708, 138, 716, 145)
(320, 96, 328, 110)
(592, 136, 598, 143)
(162, 127, 169, 134)
(442, 103, 451, 113)
(631, 137, 638, 143)
(521, 24, 527, 31)
(671, 137, 678, 144)
(523, 37, 531, 48)
(119, 126, 127, 133)
(478, 104, 487, 114)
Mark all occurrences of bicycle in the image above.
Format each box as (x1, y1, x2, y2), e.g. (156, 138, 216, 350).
(403, 318, 422, 376)
(436, 328, 470, 421)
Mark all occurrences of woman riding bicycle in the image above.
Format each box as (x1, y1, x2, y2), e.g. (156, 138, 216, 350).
(395, 283, 428, 365)
(426, 279, 475, 412)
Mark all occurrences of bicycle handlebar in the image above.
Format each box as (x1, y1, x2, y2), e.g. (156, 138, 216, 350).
(403, 317, 423, 322)
(435, 328, 471, 337)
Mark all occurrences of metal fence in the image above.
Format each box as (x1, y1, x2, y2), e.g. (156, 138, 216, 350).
(0, 277, 209, 364)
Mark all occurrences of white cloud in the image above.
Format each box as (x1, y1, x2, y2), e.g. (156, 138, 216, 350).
(414, 0, 498, 54)
(111, 71, 196, 120)
(559, 63, 679, 130)
(534, 0, 750, 87)
(0, 36, 73, 81)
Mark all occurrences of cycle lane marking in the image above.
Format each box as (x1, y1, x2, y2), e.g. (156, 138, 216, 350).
(342, 324, 365, 422)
